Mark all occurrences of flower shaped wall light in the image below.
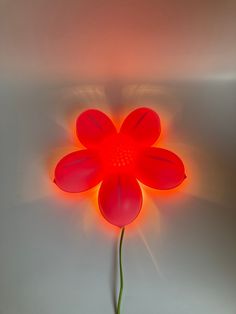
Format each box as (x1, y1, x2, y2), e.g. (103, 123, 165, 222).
(54, 107, 186, 227)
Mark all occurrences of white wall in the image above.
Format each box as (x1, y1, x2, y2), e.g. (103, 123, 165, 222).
(0, 1, 236, 313)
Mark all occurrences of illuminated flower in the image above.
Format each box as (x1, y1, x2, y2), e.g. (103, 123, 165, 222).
(54, 108, 186, 227)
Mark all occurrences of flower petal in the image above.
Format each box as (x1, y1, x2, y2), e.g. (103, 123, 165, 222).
(76, 109, 117, 148)
(54, 150, 103, 192)
(98, 174, 143, 227)
(136, 147, 186, 190)
(120, 107, 161, 146)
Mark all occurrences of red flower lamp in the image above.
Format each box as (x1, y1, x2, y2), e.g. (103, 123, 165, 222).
(53, 107, 186, 313)
(54, 107, 186, 226)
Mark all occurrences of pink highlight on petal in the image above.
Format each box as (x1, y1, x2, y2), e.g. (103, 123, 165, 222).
(98, 174, 143, 227)
(76, 109, 116, 148)
(54, 149, 103, 193)
(136, 147, 186, 190)
(120, 107, 161, 146)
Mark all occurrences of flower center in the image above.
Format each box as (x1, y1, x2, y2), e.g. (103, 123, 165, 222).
(99, 133, 137, 172)
(111, 144, 134, 168)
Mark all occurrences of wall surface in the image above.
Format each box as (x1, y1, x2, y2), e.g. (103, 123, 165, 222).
(0, 1, 236, 314)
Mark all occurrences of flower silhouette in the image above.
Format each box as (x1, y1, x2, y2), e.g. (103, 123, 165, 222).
(54, 107, 186, 227)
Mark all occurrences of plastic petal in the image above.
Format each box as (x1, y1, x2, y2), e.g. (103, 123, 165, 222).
(98, 174, 143, 227)
(76, 109, 117, 148)
(136, 147, 186, 190)
(54, 150, 103, 192)
(120, 107, 161, 146)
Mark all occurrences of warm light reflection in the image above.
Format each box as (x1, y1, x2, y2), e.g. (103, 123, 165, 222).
(138, 227, 164, 278)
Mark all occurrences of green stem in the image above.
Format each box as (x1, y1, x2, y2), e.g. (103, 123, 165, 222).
(117, 227, 125, 314)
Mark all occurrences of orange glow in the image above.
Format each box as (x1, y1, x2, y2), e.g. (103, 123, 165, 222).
(51, 107, 190, 230)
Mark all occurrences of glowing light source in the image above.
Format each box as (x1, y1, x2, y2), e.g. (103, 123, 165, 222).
(54, 107, 186, 227)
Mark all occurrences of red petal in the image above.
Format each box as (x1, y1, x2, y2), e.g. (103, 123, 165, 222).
(54, 150, 103, 192)
(136, 147, 186, 190)
(98, 174, 143, 227)
(120, 107, 161, 146)
(76, 109, 117, 148)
